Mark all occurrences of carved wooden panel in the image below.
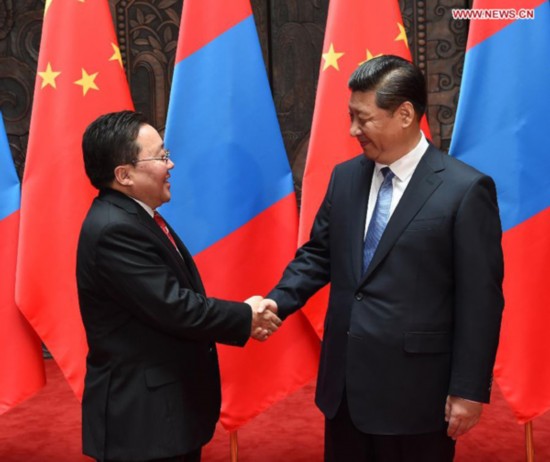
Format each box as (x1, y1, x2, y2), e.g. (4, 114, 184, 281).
(400, 0, 471, 150)
(110, 0, 182, 134)
(267, 0, 329, 200)
(1, 0, 471, 188)
(0, 0, 44, 178)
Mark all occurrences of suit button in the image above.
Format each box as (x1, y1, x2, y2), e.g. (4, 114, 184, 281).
(355, 293, 364, 301)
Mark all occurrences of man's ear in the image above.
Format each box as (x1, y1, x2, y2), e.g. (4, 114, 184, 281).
(398, 101, 415, 128)
(113, 164, 132, 186)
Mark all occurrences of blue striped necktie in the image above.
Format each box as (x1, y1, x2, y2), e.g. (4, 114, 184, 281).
(362, 167, 395, 275)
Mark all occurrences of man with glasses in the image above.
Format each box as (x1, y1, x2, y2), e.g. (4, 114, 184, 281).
(77, 110, 280, 462)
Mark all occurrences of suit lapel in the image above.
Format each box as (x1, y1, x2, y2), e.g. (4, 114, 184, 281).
(164, 219, 206, 295)
(361, 146, 445, 282)
(139, 211, 203, 293)
(99, 190, 202, 292)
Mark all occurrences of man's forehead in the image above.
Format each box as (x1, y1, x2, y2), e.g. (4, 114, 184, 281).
(349, 91, 377, 110)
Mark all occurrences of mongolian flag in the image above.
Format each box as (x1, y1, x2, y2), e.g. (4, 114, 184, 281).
(299, 0, 428, 336)
(162, 0, 320, 430)
(0, 111, 45, 414)
(450, 0, 550, 422)
(16, 0, 133, 398)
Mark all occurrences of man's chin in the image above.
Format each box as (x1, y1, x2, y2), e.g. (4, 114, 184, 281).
(162, 192, 171, 204)
(362, 150, 378, 161)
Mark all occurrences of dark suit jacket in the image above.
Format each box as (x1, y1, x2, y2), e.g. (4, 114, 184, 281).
(268, 145, 504, 435)
(76, 189, 251, 461)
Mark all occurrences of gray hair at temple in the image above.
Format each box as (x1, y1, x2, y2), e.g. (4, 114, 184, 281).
(348, 55, 427, 120)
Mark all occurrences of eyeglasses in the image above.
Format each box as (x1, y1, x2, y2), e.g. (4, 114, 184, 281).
(132, 149, 170, 165)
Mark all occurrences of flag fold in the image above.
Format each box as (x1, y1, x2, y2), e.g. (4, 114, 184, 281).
(16, 0, 133, 398)
(450, 0, 550, 423)
(163, 0, 320, 431)
(0, 111, 45, 415)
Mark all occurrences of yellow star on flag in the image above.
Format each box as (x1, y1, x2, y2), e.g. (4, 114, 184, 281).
(322, 43, 344, 71)
(359, 50, 383, 66)
(395, 23, 409, 48)
(109, 43, 124, 68)
(74, 68, 99, 95)
(38, 62, 61, 89)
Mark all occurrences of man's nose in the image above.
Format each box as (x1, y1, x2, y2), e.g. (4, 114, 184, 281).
(349, 119, 361, 137)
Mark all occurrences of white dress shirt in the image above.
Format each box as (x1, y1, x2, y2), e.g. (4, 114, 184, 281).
(364, 132, 429, 237)
(130, 197, 155, 217)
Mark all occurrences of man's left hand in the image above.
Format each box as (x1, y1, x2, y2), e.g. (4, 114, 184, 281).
(445, 395, 483, 439)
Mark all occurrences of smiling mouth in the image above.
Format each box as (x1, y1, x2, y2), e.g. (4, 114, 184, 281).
(358, 138, 371, 148)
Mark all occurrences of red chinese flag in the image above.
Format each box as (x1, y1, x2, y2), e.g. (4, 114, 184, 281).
(16, 0, 133, 398)
(300, 0, 429, 336)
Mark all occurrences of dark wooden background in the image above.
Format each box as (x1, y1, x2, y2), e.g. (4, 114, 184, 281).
(0, 0, 472, 199)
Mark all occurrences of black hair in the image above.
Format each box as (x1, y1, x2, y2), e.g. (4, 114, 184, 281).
(348, 55, 426, 119)
(82, 110, 147, 189)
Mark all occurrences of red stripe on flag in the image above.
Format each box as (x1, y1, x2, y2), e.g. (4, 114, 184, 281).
(467, 0, 545, 50)
(494, 207, 550, 423)
(0, 211, 45, 414)
(193, 194, 320, 430)
(194, 194, 299, 299)
(175, 0, 251, 63)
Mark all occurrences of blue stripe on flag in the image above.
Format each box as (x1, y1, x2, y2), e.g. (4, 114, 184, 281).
(0, 111, 20, 221)
(450, 2, 550, 232)
(162, 16, 293, 255)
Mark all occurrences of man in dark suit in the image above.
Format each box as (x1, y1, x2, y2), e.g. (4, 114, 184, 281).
(77, 110, 281, 462)
(261, 55, 504, 461)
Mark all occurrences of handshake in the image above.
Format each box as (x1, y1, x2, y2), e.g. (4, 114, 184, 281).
(245, 296, 280, 342)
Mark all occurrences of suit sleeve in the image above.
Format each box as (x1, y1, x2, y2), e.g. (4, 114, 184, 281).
(267, 170, 336, 319)
(94, 221, 252, 346)
(449, 174, 504, 402)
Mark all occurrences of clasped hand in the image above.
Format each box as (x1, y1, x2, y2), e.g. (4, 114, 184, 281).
(245, 296, 280, 341)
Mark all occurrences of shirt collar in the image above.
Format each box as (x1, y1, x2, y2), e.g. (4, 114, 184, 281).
(129, 197, 155, 218)
(374, 131, 429, 181)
